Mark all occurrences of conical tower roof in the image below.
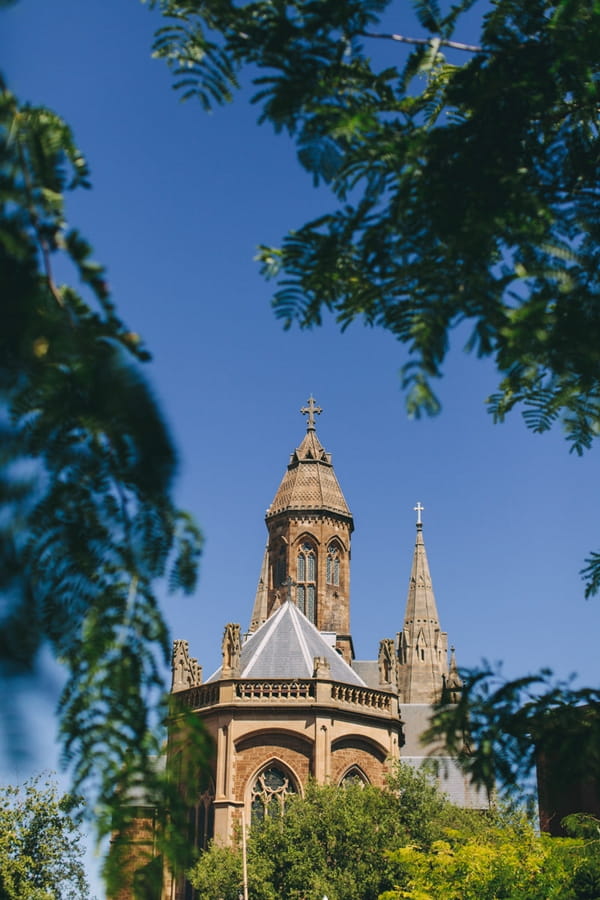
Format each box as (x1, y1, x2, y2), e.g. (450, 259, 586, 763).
(267, 396, 352, 520)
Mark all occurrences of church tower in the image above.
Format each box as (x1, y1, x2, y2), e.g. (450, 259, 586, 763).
(111, 399, 485, 900)
(396, 504, 449, 704)
(249, 397, 355, 663)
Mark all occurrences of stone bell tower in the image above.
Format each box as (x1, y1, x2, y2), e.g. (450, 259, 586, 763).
(249, 396, 355, 662)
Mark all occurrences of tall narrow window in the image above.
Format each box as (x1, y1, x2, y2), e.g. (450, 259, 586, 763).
(296, 541, 316, 623)
(326, 543, 340, 586)
(306, 585, 315, 621)
(275, 545, 286, 586)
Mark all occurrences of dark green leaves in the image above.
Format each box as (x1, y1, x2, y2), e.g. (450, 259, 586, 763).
(189, 771, 455, 900)
(424, 664, 600, 802)
(1, 79, 205, 883)
(151, 0, 600, 599)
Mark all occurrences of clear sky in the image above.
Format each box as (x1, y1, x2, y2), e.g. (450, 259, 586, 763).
(3, 0, 600, 892)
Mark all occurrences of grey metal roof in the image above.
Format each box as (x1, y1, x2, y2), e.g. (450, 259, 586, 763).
(207, 600, 365, 685)
(401, 757, 488, 809)
(352, 660, 380, 689)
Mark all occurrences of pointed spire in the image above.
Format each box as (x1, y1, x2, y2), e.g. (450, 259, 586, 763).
(397, 505, 448, 704)
(444, 646, 463, 704)
(249, 545, 270, 633)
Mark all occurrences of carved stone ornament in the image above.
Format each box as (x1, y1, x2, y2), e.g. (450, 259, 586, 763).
(378, 638, 398, 688)
(171, 639, 203, 692)
(221, 623, 242, 678)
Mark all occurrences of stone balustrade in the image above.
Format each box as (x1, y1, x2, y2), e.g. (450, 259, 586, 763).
(175, 678, 395, 716)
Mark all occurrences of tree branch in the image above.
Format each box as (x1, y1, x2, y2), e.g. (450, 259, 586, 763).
(361, 30, 483, 53)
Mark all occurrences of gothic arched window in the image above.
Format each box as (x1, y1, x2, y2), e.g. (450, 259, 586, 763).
(326, 542, 341, 586)
(296, 541, 316, 623)
(340, 766, 368, 786)
(251, 766, 297, 823)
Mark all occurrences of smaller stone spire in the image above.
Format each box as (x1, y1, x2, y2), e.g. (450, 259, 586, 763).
(397, 505, 448, 704)
(249, 546, 269, 633)
(443, 646, 463, 704)
(171, 639, 202, 692)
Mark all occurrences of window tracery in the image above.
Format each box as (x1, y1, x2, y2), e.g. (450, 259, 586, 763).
(340, 766, 368, 786)
(326, 542, 341, 586)
(250, 766, 296, 822)
(296, 541, 316, 623)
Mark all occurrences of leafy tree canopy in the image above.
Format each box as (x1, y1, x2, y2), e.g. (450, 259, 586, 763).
(150, 0, 600, 447)
(190, 766, 487, 900)
(382, 810, 600, 900)
(424, 664, 600, 803)
(0, 775, 91, 900)
(0, 76, 209, 878)
(189, 769, 600, 900)
(149, 0, 600, 594)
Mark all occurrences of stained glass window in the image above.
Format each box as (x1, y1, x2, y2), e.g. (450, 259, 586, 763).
(251, 766, 296, 822)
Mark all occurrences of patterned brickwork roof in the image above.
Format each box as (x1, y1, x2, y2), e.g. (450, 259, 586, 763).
(268, 429, 352, 518)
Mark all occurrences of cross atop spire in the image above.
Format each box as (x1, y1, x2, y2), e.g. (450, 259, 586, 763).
(301, 395, 323, 431)
(414, 501, 424, 527)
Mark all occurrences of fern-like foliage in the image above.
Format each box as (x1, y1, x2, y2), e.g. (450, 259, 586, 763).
(151, 0, 600, 601)
(423, 663, 600, 803)
(0, 78, 206, 880)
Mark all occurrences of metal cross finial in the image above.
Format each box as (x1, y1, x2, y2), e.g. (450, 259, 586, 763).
(301, 395, 323, 430)
(414, 501, 424, 525)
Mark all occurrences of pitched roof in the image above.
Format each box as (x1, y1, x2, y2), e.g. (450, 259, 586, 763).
(207, 600, 365, 685)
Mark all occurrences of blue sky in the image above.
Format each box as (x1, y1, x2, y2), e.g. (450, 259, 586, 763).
(3, 0, 600, 890)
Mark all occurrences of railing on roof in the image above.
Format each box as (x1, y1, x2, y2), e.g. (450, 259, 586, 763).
(330, 682, 392, 711)
(236, 680, 314, 701)
(175, 678, 394, 715)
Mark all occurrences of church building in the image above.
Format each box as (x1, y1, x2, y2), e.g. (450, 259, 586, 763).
(165, 397, 482, 897)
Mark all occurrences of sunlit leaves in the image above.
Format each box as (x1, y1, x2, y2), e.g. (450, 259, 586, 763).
(383, 817, 599, 900)
(189, 770, 454, 900)
(0, 776, 91, 900)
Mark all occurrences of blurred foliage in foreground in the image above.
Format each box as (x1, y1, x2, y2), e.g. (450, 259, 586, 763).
(150, 0, 600, 594)
(0, 76, 209, 884)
